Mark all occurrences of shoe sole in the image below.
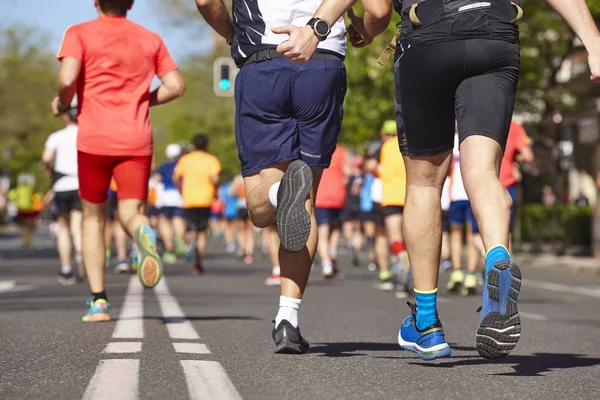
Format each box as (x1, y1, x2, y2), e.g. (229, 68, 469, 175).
(398, 335, 452, 360)
(274, 338, 310, 354)
(135, 229, 163, 289)
(277, 160, 313, 253)
(82, 313, 111, 322)
(57, 276, 76, 286)
(476, 261, 522, 359)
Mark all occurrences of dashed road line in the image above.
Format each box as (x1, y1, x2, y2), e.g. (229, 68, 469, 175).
(154, 278, 201, 340)
(104, 342, 143, 354)
(0, 280, 16, 293)
(83, 359, 139, 400)
(113, 276, 144, 339)
(181, 360, 243, 400)
(173, 343, 211, 354)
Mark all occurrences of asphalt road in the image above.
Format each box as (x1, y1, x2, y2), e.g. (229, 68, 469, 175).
(1, 229, 600, 400)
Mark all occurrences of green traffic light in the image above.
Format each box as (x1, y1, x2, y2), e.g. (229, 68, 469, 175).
(219, 78, 231, 91)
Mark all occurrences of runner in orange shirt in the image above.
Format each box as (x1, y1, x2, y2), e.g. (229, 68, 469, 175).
(52, 0, 185, 322)
(315, 145, 350, 279)
(499, 121, 534, 244)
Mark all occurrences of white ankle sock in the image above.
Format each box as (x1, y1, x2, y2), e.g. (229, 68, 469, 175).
(272, 265, 281, 276)
(275, 296, 301, 328)
(268, 182, 281, 208)
(61, 265, 72, 274)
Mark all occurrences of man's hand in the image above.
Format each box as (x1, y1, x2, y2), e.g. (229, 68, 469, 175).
(589, 52, 600, 83)
(347, 8, 372, 48)
(273, 25, 319, 63)
(51, 97, 64, 117)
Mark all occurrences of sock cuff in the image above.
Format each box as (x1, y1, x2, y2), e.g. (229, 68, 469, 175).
(486, 245, 510, 258)
(279, 296, 301, 309)
(269, 182, 281, 208)
(414, 288, 438, 295)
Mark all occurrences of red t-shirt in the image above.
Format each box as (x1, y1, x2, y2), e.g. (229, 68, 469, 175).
(316, 146, 348, 209)
(499, 121, 530, 189)
(57, 17, 178, 156)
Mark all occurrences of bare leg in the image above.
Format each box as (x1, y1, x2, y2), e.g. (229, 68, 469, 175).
(82, 200, 106, 293)
(159, 215, 174, 252)
(70, 210, 83, 255)
(460, 136, 511, 252)
(56, 215, 72, 269)
(244, 221, 255, 257)
(450, 225, 463, 271)
(375, 224, 389, 272)
(114, 218, 128, 261)
(402, 152, 452, 292)
(279, 170, 322, 299)
(317, 224, 332, 265)
(196, 231, 207, 261)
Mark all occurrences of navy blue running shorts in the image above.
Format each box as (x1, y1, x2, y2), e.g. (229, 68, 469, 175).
(235, 56, 347, 177)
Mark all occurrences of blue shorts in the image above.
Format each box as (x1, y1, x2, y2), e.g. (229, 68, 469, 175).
(235, 56, 347, 177)
(148, 206, 159, 217)
(159, 206, 183, 219)
(449, 200, 478, 232)
(315, 208, 342, 227)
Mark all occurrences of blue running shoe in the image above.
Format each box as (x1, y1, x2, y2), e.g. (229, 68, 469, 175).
(82, 298, 111, 322)
(398, 302, 451, 360)
(476, 260, 522, 359)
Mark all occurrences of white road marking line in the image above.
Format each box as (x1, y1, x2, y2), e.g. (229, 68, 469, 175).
(7, 284, 38, 293)
(519, 311, 548, 322)
(154, 278, 200, 340)
(104, 342, 143, 354)
(181, 360, 242, 400)
(82, 359, 139, 400)
(525, 280, 600, 299)
(0, 280, 16, 293)
(113, 276, 144, 339)
(173, 343, 211, 354)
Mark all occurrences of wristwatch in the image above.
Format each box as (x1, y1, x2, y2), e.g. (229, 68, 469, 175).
(307, 18, 331, 41)
(56, 100, 69, 114)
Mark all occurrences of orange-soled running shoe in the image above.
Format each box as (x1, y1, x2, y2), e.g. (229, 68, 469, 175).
(82, 298, 111, 322)
(134, 226, 163, 288)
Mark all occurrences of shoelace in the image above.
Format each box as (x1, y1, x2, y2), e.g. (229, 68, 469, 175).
(406, 301, 417, 317)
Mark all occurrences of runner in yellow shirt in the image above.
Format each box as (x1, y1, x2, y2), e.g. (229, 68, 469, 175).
(173, 134, 221, 274)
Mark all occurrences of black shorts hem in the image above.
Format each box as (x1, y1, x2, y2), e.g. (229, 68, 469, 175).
(459, 130, 507, 152)
(382, 205, 404, 217)
(400, 145, 453, 158)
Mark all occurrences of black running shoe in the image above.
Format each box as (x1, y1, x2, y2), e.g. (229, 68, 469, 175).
(272, 320, 310, 354)
(57, 271, 76, 286)
(276, 160, 313, 253)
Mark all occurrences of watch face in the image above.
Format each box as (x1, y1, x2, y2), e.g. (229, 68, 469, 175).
(315, 20, 330, 36)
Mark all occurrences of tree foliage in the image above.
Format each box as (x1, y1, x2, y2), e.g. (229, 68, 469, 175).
(0, 25, 62, 187)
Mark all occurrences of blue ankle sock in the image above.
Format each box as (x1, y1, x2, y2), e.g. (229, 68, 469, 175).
(414, 289, 439, 331)
(485, 245, 510, 277)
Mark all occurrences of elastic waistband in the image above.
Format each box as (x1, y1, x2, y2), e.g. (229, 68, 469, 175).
(242, 48, 343, 67)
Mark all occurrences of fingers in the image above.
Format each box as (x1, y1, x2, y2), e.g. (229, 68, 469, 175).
(271, 25, 294, 35)
(347, 8, 357, 21)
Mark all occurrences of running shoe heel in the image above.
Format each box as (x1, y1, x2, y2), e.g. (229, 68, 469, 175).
(134, 226, 163, 289)
(476, 261, 522, 359)
(276, 160, 313, 253)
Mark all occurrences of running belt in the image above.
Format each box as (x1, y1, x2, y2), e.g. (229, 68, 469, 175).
(242, 48, 343, 67)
